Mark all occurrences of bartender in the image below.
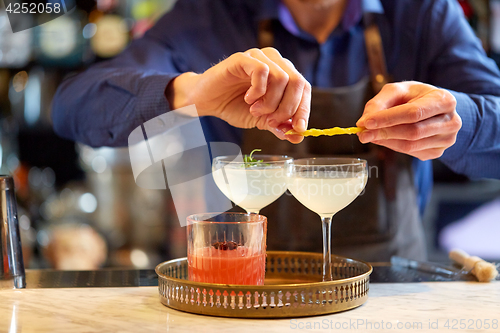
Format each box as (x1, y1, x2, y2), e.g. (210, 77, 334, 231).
(51, 0, 500, 261)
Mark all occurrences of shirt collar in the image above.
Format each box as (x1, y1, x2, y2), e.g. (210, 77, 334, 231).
(363, 0, 384, 14)
(267, 0, 384, 41)
(343, 0, 384, 30)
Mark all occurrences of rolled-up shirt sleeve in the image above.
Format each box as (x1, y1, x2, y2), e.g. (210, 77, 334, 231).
(51, 35, 183, 147)
(441, 91, 500, 179)
(421, 0, 500, 179)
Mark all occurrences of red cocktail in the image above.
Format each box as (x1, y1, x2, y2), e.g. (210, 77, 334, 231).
(186, 213, 267, 285)
(188, 246, 265, 285)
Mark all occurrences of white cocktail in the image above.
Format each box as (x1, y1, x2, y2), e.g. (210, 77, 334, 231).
(212, 154, 292, 214)
(288, 172, 367, 216)
(287, 158, 368, 281)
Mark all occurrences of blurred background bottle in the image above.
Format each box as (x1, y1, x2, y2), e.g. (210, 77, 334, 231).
(0, 0, 180, 270)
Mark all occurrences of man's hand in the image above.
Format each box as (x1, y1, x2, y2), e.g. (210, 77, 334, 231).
(356, 81, 462, 160)
(166, 48, 310, 143)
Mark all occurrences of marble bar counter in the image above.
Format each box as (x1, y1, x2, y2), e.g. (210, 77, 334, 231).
(0, 281, 499, 333)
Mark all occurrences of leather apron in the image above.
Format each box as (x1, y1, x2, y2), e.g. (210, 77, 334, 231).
(241, 14, 426, 261)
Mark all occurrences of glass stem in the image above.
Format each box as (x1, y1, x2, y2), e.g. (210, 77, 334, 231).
(321, 215, 333, 281)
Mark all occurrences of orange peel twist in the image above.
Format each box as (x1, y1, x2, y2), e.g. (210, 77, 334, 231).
(285, 127, 363, 137)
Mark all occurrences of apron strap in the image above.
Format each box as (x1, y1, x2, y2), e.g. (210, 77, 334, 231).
(363, 13, 390, 94)
(258, 19, 274, 49)
(363, 12, 398, 200)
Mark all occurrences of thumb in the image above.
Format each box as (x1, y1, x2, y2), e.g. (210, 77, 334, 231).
(357, 82, 411, 127)
(269, 120, 304, 144)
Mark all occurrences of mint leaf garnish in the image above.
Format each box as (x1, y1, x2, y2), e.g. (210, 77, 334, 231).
(242, 149, 269, 167)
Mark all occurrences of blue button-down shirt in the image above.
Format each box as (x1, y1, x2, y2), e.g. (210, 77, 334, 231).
(52, 0, 500, 209)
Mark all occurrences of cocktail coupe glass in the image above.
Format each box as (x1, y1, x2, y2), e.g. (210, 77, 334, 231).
(287, 158, 368, 281)
(212, 155, 293, 214)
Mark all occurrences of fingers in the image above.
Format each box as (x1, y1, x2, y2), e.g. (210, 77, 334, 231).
(259, 48, 310, 131)
(243, 49, 290, 116)
(357, 83, 456, 128)
(399, 148, 450, 161)
(358, 87, 456, 130)
(358, 112, 460, 143)
(272, 121, 305, 144)
(226, 53, 270, 105)
(357, 82, 420, 127)
(372, 140, 451, 160)
(239, 48, 310, 142)
(364, 111, 462, 160)
(291, 83, 311, 133)
(253, 117, 304, 143)
(372, 133, 456, 156)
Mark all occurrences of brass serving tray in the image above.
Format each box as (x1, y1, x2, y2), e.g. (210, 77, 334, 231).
(155, 251, 372, 318)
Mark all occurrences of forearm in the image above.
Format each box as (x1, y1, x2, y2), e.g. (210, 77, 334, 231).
(165, 72, 201, 111)
(440, 91, 500, 179)
(52, 68, 177, 147)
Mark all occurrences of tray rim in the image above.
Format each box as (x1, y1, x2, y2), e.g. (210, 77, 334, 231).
(155, 250, 373, 288)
